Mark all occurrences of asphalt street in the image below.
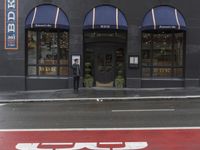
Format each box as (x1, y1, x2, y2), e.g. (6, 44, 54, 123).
(0, 99, 200, 129)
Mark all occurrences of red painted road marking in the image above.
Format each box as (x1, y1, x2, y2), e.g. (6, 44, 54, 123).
(0, 128, 200, 150)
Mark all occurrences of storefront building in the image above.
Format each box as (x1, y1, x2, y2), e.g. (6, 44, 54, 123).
(0, 0, 199, 91)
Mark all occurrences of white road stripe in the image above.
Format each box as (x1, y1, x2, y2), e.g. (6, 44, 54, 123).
(1, 127, 200, 132)
(112, 109, 175, 112)
(0, 104, 6, 106)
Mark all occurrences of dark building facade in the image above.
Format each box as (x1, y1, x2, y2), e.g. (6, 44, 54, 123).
(0, 0, 199, 91)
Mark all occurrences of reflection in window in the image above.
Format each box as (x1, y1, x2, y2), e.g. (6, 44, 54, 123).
(153, 68, 171, 77)
(142, 31, 185, 78)
(59, 32, 69, 65)
(174, 68, 183, 78)
(84, 48, 94, 77)
(153, 34, 172, 66)
(174, 33, 184, 66)
(142, 68, 151, 77)
(39, 66, 57, 76)
(59, 67, 69, 76)
(142, 33, 151, 66)
(39, 32, 58, 65)
(116, 48, 125, 78)
(27, 30, 69, 76)
(27, 31, 37, 64)
(28, 66, 36, 75)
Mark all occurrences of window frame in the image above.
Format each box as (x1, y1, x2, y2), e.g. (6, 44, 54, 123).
(141, 30, 186, 78)
(25, 28, 70, 77)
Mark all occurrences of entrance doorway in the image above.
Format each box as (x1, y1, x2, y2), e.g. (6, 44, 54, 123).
(83, 30, 127, 88)
(95, 49, 114, 87)
(84, 42, 126, 87)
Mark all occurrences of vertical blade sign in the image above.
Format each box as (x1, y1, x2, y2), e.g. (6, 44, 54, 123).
(5, 0, 18, 50)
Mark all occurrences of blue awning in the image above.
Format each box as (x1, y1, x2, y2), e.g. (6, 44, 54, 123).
(142, 6, 186, 31)
(83, 5, 128, 30)
(25, 4, 69, 30)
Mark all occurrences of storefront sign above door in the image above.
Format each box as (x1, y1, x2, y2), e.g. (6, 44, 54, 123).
(4, 0, 18, 50)
(158, 25, 177, 29)
(100, 25, 111, 29)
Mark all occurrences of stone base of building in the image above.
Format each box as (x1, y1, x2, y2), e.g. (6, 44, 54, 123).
(0, 76, 25, 91)
(26, 77, 69, 90)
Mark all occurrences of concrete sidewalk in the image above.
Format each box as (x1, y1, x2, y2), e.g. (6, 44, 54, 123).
(1, 87, 200, 103)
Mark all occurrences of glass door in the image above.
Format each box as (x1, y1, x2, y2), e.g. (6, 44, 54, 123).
(95, 50, 114, 87)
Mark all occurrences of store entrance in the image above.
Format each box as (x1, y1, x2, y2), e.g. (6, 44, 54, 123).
(83, 30, 127, 88)
(84, 43, 126, 88)
(95, 48, 115, 87)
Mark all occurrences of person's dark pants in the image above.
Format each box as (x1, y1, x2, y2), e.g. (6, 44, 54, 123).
(73, 76, 80, 91)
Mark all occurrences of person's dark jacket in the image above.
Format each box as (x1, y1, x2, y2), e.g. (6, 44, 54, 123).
(72, 63, 81, 76)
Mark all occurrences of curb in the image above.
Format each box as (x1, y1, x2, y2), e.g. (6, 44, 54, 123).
(1, 95, 200, 103)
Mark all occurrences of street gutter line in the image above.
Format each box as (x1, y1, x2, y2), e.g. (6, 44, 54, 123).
(112, 109, 175, 112)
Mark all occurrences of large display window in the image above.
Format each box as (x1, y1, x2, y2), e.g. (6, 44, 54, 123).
(141, 5, 186, 79)
(142, 31, 185, 78)
(27, 30, 69, 76)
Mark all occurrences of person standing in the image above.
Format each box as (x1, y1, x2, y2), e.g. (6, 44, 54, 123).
(72, 59, 81, 92)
